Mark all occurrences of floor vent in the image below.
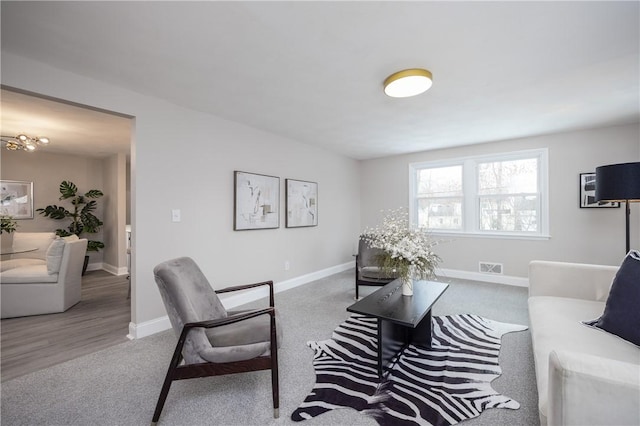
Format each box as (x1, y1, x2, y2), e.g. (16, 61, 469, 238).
(479, 262, 503, 274)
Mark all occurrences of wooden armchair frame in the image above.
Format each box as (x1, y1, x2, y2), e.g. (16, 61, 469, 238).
(152, 280, 279, 424)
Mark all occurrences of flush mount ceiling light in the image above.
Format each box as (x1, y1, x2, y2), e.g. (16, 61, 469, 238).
(1, 133, 51, 152)
(384, 68, 433, 98)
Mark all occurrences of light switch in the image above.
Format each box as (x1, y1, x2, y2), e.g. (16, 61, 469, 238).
(171, 209, 181, 222)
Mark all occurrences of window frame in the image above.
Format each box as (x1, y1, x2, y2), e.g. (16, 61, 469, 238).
(409, 148, 549, 240)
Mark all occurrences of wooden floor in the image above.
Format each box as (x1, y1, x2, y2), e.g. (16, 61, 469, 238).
(1, 270, 131, 382)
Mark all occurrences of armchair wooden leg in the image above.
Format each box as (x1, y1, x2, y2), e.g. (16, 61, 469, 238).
(271, 358, 279, 418)
(152, 344, 184, 424)
(151, 372, 174, 424)
(270, 317, 280, 418)
(355, 267, 359, 300)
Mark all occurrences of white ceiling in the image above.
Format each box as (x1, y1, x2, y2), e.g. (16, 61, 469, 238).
(1, 1, 638, 160)
(1, 89, 132, 158)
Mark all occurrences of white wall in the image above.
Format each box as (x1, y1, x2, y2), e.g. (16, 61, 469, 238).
(102, 153, 128, 275)
(1, 149, 106, 267)
(361, 124, 640, 278)
(5, 50, 637, 334)
(1, 52, 361, 332)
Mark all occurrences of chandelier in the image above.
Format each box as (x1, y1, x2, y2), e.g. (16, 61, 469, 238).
(1, 134, 51, 152)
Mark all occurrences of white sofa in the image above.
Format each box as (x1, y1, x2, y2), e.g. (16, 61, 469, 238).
(1, 232, 88, 319)
(528, 260, 640, 426)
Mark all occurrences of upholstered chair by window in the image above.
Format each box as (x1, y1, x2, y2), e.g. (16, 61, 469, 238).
(355, 238, 398, 299)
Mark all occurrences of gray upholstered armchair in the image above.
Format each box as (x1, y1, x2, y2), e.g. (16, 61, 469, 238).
(152, 257, 280, 424)
(355, 238, 398, 299)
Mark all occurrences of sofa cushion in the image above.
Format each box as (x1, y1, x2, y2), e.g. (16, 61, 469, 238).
(0, 258, 46, 272)
(45, 235, 80, 275)
(586, 250, 640, 346)
(0, 264, 58, 283)
(528, 296, 640, 424)
(46, 238, 66, 275)
(548, 350, 640, 426)
(63, 234, 79, 242)
(11, 232, 56, 260)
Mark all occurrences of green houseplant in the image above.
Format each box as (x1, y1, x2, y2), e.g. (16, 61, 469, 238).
(37, 181, 105, 254)
(1, 215, 18, 251)
(1, 215, 18, 234)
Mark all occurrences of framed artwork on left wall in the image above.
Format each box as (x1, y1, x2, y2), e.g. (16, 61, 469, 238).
(0, 180, 34, 219)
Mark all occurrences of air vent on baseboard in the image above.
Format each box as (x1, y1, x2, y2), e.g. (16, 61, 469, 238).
(479, 262, 503, 274)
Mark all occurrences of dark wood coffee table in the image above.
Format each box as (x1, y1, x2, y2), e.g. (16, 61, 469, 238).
(347, 279, 449, 377)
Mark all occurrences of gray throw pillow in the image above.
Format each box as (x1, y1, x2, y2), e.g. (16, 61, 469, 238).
(46, 238, 66, 275)
(586, 250, 640, 346)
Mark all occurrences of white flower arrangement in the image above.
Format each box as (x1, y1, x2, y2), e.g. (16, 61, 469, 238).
(361, 208, 441, 282)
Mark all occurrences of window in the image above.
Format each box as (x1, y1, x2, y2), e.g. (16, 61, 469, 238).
(416, 165, 463, 230)
(410, 149, 549, 238)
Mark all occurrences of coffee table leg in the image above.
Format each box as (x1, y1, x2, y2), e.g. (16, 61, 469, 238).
(411, 309, 433, 349)
(378, 319, 408, 377)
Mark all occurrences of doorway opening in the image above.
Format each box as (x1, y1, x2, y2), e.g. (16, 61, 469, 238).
(0, 86, 135, 381)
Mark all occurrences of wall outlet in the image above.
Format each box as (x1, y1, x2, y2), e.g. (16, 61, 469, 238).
(284, 261, 290, 271)
(171, 209, 181, 222)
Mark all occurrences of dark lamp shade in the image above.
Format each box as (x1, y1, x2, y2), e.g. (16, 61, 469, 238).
(595, 162, 640, 202)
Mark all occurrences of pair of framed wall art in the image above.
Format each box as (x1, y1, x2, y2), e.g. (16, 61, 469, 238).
(233, 171, 318, 230)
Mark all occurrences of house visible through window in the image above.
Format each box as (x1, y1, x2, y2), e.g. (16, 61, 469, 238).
(410, 149, 549, 238)
(416, 165, 463, 230)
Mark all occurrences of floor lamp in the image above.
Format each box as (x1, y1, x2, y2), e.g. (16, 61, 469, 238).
(595, 162, 640, 255)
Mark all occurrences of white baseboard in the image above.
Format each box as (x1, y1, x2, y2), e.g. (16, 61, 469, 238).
(219, 261, 354, 309)
(276, 261, 354, 293)
(128, 260, 355, 339)
(86, 262, 103, 272)
(437, 268, 529, 287)
(101, 262, 129, 276)
(128, 316, 171, 340)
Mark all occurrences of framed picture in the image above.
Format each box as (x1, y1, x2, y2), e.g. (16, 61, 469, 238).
(0, 180, 34, 219)
(234, 171, 280, 230)
(579, 173, 620, 208)
(286, 179, 318, 228)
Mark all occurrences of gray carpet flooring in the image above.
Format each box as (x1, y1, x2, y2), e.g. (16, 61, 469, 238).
(0, 270, 539, 426)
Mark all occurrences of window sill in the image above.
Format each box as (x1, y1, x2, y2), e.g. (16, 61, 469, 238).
(428, 231, 551, 241)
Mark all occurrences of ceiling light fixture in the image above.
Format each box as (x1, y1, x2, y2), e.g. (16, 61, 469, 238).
(1, 134, 51, 152)
(384, 68, 433, 98)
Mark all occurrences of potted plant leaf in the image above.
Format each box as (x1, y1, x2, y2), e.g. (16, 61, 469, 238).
(1, 215, 18, 252)
(37, 181, 105, 274)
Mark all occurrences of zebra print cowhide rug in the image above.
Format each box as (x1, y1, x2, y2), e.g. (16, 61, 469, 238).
(292, 314, 527, 425)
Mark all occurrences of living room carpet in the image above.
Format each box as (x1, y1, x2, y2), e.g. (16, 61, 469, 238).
(292, 313, 528, 426)
(1, 270, 538, 425)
